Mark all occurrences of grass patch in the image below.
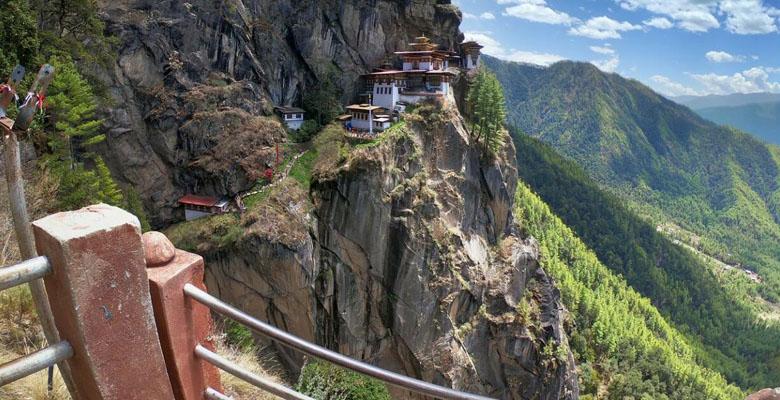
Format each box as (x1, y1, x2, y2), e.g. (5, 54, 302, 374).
(164, 213, 242, 253)
(289, 150, 316, 189)
(243, 186, 274, 209)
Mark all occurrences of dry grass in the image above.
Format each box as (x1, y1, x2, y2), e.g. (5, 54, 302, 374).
(0, 344, 69, 400)
(213, 339, 290, 400)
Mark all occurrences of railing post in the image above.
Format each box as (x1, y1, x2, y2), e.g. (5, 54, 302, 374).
(32, 204, 176, 399)
(144, 231, 222, 399)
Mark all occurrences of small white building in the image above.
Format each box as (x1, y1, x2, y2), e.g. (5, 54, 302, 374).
(460, 41, 483, 71)
(177, 195, 230, 221)
(274, 106, 305, 130)
(345, 104, 389, 132)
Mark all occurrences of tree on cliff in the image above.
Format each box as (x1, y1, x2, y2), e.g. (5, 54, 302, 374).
(31, 0, 117, 68)
(44, 56, 105, 167)
(0, 0, 41, 74)
(41, 56, 124, 209)
(467, 66, 507, 156)
(303, 73, 343, 127)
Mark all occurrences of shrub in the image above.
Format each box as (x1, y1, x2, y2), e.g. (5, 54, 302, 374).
(289, 120, 319, 143)
(296, 361, 391, 400)
(224, 318, 254, 352)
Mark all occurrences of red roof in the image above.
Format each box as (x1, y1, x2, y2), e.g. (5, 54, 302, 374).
(177, 194, 220, 207)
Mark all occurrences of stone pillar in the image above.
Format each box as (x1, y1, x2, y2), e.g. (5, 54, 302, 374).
(32, 204, 175, 400)
(144, 231, 222, 400)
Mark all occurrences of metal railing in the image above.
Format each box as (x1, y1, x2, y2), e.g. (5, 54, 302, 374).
(196, 345, 313, 400)
(184, 283, 496, 400)
(0, 257, 74, 386)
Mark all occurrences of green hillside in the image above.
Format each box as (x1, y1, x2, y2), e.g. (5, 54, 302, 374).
(483, 56, 780, 313)
(515, 175, 744, 400)
(695, 101, 780, 146)
(510, 129, 780, 391)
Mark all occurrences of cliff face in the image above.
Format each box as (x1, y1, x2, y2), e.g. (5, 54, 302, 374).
(94, 0, 463, 225)
(200, 99, 579, 399)
(107, 1, 580, 397)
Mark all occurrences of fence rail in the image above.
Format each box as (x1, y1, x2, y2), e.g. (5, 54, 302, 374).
(184, 283, 497, 400)
(0, 256, 74, 387)
(0, 341, 73, 386)
(196, 345, 313, 400)
(0, 256, 51, 291)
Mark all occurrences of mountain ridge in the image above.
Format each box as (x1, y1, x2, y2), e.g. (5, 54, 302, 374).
(483, 54, 780, 390)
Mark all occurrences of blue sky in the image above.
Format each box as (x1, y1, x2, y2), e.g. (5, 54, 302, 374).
(455, 0, 780, 97)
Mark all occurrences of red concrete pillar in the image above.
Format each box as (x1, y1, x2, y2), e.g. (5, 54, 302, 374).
(144, 231, 222, 400)
(32, 204, 175, 400)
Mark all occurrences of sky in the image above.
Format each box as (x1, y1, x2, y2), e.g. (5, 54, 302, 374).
(455, 0, 780, 97)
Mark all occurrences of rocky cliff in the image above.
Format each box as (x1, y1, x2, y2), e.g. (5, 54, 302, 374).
(94, 0, 463, 225)
(171, 98, 580, 399)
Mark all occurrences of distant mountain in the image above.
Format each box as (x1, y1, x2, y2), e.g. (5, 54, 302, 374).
(671, 92, 779, 109)
(483, 55, 780, 388)
(695, 101, 780, 145)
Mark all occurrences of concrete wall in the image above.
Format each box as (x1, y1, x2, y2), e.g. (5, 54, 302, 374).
(185, 209, 212, 221)
(284, 119, 304, 130)
(373, 83, 399, 110)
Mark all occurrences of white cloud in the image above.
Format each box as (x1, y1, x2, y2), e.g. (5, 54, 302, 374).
(719, 0, 779, 34)
(569, 16, 642, 39)
(590, 45, 616, 55)
(615, 0, 780, 34)
(615, 0, 720, 32)
(505, 50, 567, 65)
(752, 55, 760, 60)
(463, 31, 566, 66)
(650, 67, 780, 97)
(593, 56, 620, 72)
(464, 11, 496, 20)
(705, 50, 744, 62)
(590, 45, 619, 72)
(689, 67, 780, 94)
(643, 17, 673, 29)
(462, 32, 504, 57)
(651, 75, 702, 96)
(500, 0, 579, 25)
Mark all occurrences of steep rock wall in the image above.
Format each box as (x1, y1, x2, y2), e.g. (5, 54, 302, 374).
(95, 0, 463, 225)
(201, 99, 579, 399)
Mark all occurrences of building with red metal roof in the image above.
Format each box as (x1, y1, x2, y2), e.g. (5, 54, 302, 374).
(177, 195, 231, 221)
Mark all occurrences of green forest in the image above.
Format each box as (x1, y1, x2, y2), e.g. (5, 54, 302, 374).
(511, 129, 780, 392)
(484, 56, 780, 310)
(515, 176, 743, 399)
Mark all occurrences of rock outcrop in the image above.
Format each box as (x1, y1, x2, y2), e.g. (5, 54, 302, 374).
(746, 389, 780, 400)
(199, 98, 579, 399)
(94, 0, 463, 226)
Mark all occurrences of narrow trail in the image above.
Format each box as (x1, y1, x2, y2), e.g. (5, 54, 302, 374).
(238, 151, 306, 200)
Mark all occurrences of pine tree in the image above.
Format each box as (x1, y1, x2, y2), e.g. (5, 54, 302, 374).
(466, 65, 507, 156)
(303, 72, 342, 127)
(42, 56, 126, 210)
(0, 0, 41, 74)
(125, 187, 151, 232)
(94, 157, 123, 206)
(45, 56, 105, 165)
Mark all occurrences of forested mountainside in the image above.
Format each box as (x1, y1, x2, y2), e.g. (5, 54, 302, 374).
(483, 55, 780, 316)
(511, 131, 780, 392)
(513, 158, 744, 400)
(695, 101, 780, 146)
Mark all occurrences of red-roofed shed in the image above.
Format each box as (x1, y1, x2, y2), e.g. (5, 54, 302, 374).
(177, 195, 230, 221)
